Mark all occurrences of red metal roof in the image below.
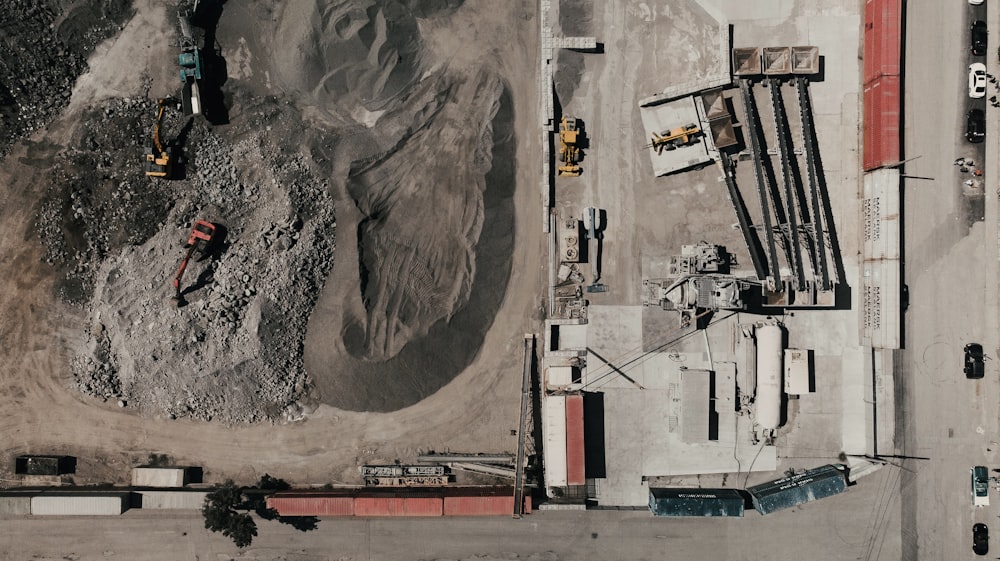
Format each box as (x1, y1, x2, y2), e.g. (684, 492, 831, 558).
(863, 76, 900, 171)
(864, 0, 901, 84)
(266, 496, 354, 517)
(565, 393, 586, 485)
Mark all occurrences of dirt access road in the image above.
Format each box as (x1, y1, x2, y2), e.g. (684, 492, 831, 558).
(0, 0, 543, 485)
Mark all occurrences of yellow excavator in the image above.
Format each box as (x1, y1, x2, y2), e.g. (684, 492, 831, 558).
(145, 99, 172, 178)
(647, 124, 701, 155)
(558, 115, 582, 177)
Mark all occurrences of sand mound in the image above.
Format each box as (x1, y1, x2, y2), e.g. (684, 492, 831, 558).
(271, 0, 428, 112)
(304, 71, 516, 411)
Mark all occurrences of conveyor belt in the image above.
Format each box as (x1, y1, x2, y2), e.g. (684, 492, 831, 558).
(768, 78, 806, 291)
(739, 80, 782, 290)
(796, 76, 832, 290)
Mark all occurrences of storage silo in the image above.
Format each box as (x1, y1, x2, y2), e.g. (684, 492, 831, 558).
(755, 323, 784, 430)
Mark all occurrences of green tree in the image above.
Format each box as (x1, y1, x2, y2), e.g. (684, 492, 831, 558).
(202, 480, 258, 548)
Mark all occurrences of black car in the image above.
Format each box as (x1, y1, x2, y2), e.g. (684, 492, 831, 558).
(967, 109, 986, 143)
(966, 343, 985, 379)
(973, 20, 988, 56)
(974, 523, 989, 555)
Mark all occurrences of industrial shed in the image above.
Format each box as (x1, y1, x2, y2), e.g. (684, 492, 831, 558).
(748, 464, 848, 515)
(15, 455, 74, 475)
(648, 488, 745, 517)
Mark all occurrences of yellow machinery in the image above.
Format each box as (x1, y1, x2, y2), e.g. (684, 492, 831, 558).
(558, 116, 582, 176)
(145, 99, 171, 178)
(648, 123, 701, 155)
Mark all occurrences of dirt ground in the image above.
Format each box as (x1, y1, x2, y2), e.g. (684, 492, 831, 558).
(0, 0, 543, 486)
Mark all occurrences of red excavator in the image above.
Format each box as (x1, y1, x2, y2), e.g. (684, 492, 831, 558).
(173, 220, 216, 304)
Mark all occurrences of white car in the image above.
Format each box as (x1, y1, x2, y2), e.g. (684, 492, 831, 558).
(970, 0, 984, 5)
(970, 63, 987, 98)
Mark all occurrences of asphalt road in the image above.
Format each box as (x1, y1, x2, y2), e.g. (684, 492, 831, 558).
(0, 478, 901, 561)
(900, 1, 997, 560)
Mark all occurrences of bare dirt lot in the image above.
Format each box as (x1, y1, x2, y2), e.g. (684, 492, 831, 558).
(0, 0, 542, 486)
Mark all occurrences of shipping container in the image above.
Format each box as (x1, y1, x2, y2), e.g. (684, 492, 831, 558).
(862, 168, 901, 261)
(131, 466, 186, 487)
(354, 496, 442, 517)
(748, 464, 848, 515)
(31, 492, 129, 516)
(864, 0, 902, 84)
(0, 494, 32, 515)
(649, 488, 745, 517)
(444, 495, 515, 516)
(402, 497, 443, 516)
(134, 490, 207, 510)
(267, 494, 355, 517)
(863, 76, 901, 171)
(542, 394, 568, 488)
(565, 394, 586, 485)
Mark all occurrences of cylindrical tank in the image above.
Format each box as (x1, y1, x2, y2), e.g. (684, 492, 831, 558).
(755, 324, 784, 430)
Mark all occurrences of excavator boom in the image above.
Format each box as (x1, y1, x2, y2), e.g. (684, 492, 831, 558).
(172, 220, 216, 303)
(145, 99, 172, 178)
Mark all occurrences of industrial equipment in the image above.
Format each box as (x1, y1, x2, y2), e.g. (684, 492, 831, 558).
(172, 220, 216, 304)
(144, 99, 172, 178)
(558, 116, 583, 176)
(179, 46, 203, 116)
(647, 124, 701, 154)
(583, 207, 607, 292)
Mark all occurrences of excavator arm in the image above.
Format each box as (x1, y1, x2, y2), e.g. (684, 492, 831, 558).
(145, 99, 171, 178)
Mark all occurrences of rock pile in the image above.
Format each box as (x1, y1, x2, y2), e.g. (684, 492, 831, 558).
(37, 92, 337, 424)
(0, 1, 132, 156)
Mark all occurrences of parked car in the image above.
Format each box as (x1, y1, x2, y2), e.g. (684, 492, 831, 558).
(974, 523, 989, 556)
(971, 0, 984, 5)
(973, 466, 990, 507)
(970, 63, 988, 98)
(972, 20, 988, 56)
(967, 109, 986, 142)
(966, 343, 985, 378)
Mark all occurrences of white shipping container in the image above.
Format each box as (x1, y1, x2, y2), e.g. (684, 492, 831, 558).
(132, 467, 186, 487)
(0, 495, 31, 515)
(31, 493, 128, 516)
(542, 394, 568, 489)
(135, 490, 208, 510)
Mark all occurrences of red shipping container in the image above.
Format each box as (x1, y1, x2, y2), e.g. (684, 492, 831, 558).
(863, 76, 900, 171)
(267, 495, 354, 517)
(402, 497, 444, 516)
(354, 497, 405, 516)
(354, 496, 442, 517)
(864, 0, 901, 84)
(565, 394, 586, 485)
(444, 495, 515, 516)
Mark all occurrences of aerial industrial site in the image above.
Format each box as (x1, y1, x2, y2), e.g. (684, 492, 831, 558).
(0, 0, 977, 559)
